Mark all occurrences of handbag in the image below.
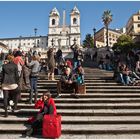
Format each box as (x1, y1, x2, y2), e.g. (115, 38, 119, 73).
(42, 114, 61, 138)
(0, 89, 3, 99)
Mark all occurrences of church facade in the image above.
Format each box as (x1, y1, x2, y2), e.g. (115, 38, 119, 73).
(48, 6, 81, 50)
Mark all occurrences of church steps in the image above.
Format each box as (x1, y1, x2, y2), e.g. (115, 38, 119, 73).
(36, 85, 140, 89)
(1, 108, 140, 116)
(1, 67, 140, 138)
(2, 116, 140, 125)
(24, 88, 140, 93)
(2, 115, 140, 123)
(37, 79, 115, 82)
(2, 124, 140, 135)
(17, 98, 140, 104)
(2, 103, 140, 109)
(2, 134, 140, 139)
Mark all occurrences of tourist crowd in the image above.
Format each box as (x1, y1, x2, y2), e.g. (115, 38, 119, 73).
(97, 50, 140, 86)
(0, 45, 85, 117)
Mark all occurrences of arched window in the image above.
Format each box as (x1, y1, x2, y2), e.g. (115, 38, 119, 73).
(52, 19, 55, 25)
(73, 18, 77, 24)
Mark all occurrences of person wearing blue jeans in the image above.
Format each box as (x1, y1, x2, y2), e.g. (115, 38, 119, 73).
(30, 76, 38, 103)
(118, 73, 130, 85)
(26, 55, 40, 104)
(118, 64, 132, 85)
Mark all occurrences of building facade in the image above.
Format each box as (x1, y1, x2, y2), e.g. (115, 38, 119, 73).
(0, 36, 48, 52)
(126, 10, 140, 42)
(94, 27, 122, 48)
(48, 6, 81, 50)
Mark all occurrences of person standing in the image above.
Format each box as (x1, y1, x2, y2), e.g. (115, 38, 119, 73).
(56, 49, 62, 66)
(47, 48, 55, 80)
(13, 50, 24, 77)
(26, 55, 40, 104)
(1, 55, 20, 117)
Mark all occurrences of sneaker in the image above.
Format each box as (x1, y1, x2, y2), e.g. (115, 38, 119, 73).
(9, 100, 14, 106)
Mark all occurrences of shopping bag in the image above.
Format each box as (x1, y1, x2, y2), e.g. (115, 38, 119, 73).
(42, 114, 61, 138)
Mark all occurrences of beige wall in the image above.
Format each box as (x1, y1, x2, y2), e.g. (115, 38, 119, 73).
(94, 28, 122, 47)
(126, 11, 140, 36)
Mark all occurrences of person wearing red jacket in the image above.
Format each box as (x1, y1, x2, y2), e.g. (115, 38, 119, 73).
(26, 91, 57, 137)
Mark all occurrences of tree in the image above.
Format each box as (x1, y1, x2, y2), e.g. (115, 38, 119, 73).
(83, 34, 94, 48)
(112, 34, 134, 53)
(102, 10, 113, 48)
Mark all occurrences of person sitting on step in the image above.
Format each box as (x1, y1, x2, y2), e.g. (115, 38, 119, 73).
(75, 65, 85, 85)
(57, 67, 79, 98)
(26, 91, 57, 137)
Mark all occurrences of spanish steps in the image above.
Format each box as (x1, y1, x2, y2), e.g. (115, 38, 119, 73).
(1, 62, 140, 139)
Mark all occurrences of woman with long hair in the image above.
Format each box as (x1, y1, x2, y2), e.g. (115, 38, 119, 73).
(26, 91, 57, 136)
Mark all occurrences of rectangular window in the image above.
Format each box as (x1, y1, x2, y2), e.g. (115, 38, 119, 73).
(138, 16, 140, 20)
(138, 24, 140, 27)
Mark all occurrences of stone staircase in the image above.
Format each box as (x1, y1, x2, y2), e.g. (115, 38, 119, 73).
(1, 68, 140, 138)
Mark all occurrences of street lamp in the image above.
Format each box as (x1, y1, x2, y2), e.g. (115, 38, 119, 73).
(93, 28, 96, 48)
(34, 28, 37, 47)
(73, 38, 76, 45)
(51, 38, 54, 47)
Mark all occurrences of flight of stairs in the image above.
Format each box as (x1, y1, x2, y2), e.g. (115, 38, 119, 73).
(1, 67, 140, 139)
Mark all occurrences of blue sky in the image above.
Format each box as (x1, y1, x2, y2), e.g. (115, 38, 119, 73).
(0, 1, 140, 42)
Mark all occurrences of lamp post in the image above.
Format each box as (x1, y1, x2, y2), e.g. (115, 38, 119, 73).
(51, 38, 54, 47)
(93, 28, 96, 48)
(34, 28, 37, 47)
(73, 38, 76, 45)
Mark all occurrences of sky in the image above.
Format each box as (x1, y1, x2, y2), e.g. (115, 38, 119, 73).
(0, 1, 140, 42)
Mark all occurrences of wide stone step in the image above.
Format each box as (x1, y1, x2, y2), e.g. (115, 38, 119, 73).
(36, 85, 140, 89)
(1, 124, 140, 135)
(29, 88, 140, 93)
(37, 82, 120, 86)
(1, 109, 140, 116)
(37, 79, 115, 82)
(12, 102, 140, 109)
(1, 116, 140, 124)
(1, 133, 140, 139)
(19, 93, 140, 99)
(18, 97, 140, 104)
